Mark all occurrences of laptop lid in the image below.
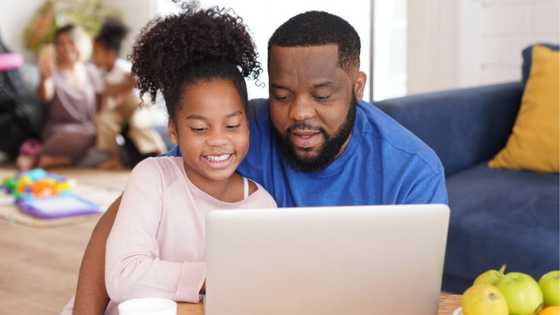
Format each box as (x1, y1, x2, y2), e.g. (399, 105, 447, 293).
(205, 204, 450, 315)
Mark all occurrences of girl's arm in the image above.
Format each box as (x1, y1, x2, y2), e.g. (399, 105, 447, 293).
(105, 158, 206, 303)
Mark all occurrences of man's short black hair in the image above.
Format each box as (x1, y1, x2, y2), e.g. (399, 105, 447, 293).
(268, 11, 361, 70)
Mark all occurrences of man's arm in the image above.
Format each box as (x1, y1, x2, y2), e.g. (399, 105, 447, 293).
(72, 196, 121, 315)
(404, 165, 448, 204)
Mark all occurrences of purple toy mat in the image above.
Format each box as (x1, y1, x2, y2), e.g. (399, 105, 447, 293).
(17, 195, 102, 219)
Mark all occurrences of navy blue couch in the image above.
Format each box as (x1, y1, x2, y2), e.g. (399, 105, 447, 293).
(376, 82, 560, 293)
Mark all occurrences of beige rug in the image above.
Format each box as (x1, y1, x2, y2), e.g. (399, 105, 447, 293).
(0, 166, 129, 227)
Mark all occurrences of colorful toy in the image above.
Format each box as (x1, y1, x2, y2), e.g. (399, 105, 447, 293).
(1, 168, 99, 219)
(1, 168, 74, 201)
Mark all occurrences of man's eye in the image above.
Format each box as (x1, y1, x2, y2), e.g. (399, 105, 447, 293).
(274, 95, 289, 101)
(315, 95, 331, 101)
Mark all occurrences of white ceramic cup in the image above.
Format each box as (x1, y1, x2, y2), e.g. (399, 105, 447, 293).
(118, 297, 177, 315)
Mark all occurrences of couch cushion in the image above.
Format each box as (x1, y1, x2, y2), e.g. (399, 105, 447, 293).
(442, 163, 559, 293)
(490, 45, 560, 173)
(522, 43, 559, 88)
(376, 83, 523, 176)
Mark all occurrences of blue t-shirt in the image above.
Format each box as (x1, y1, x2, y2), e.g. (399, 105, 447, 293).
(168, 99, 448, 207)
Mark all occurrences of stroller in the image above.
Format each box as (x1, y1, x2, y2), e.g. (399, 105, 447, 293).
(0, 32, 44, 161)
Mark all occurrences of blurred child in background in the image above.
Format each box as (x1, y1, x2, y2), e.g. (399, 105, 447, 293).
(86, 18, 166, 169)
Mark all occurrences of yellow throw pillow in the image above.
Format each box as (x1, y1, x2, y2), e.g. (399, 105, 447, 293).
(489, 45, 559, 173)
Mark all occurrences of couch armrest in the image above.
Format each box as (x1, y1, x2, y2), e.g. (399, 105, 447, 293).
(375, 82, 523, 176)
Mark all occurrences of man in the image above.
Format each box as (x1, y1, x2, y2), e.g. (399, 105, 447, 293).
(72, 11, 447, 314)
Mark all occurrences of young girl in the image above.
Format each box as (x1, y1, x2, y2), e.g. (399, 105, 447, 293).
(100, 6, 275, 314)
(87, 18, 165, 169)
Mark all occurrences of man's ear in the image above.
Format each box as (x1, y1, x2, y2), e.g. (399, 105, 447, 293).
(353, 71, 367, 101)
(168, 120, 178, 145)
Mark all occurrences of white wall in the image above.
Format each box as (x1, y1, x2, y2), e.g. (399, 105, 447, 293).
(373, 0, 407, 100)
(407, 0, 460, 95)
(458, 0, 560, 87)
(0, 0, 44, 59)
(407, 0, 560, 95)
(111, 0, 153, 59)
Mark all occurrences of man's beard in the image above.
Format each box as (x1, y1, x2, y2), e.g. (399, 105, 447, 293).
(276, 95, 358, 173)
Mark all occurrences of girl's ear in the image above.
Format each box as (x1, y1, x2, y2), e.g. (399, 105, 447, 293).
(168, 119, 178, 144)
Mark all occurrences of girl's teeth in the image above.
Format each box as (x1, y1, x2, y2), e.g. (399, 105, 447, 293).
(206, 154, 230, 161)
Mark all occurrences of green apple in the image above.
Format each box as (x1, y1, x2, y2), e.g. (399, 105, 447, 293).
(475, 265, 507, 286)
(540, 271, 560, 307)
(462, 284, 509, 315)
(496, 272, 543, 315)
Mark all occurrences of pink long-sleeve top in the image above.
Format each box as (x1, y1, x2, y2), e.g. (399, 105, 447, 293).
(104, 156, 277, 312)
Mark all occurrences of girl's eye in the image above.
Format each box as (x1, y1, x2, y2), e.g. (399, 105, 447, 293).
(226, 124, 241, 129)
(191, 127, 207, 133)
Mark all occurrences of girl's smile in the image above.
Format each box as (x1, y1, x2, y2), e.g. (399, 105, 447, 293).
(201, 153, 235, 169)
(168, 79, 249, 197)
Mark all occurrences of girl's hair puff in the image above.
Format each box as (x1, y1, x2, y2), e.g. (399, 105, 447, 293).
(131, 5, 261, 119)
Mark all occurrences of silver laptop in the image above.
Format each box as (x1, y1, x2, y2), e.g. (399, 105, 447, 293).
(205, 204, 450, 315)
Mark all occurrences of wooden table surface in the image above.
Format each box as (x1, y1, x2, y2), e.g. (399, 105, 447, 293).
(177, 293, 462, 314)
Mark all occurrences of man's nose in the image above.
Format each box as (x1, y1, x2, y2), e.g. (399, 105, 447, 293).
(288, 96, 315, 121)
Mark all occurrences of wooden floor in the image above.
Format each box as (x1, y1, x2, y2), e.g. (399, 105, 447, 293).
(0, 217, 98, 314)
(0, 165, 130, 315)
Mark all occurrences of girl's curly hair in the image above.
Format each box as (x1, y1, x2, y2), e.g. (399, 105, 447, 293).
(131, 5, 262, 119)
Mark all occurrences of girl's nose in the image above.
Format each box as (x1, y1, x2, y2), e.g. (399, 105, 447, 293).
(205, 129, 229, 147)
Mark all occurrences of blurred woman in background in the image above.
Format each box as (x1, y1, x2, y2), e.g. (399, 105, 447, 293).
(17, 24, 97, 170)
